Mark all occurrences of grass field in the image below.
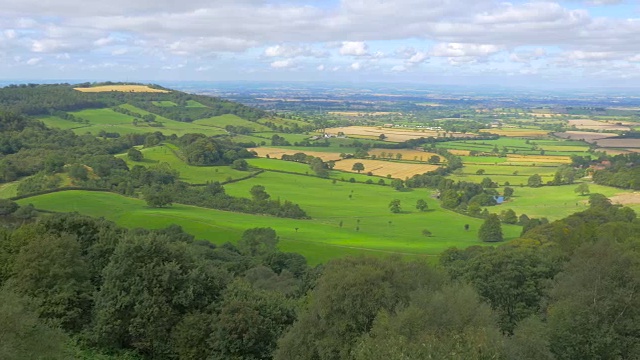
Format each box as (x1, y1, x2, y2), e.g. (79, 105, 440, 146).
(246, 158, 381, 182)
(501, 184, 635, 220)
(0, 180, 20, 198)
(333, 159, 440, 178)
(41, 108, 228, 137)
(117, 145, 252, 184)
(19, 179, 522, 264)
(194, 115, 272, 132)
(152, 101, 178, 107)
(74, 85, 169, 93)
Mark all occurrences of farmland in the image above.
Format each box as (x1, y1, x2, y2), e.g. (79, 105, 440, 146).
(325, 126, 474, 142)
(333, 159, 440, 178)
(74, 85, 169, 93)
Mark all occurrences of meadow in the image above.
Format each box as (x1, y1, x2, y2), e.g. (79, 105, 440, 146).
(39, 107, 227, 136)
(194, 114, 272, 132)
(17, 170, 523, 264)
(117, 144, 253, 184)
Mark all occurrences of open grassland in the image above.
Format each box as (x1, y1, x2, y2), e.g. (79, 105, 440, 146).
(438, 138, 589, 157)
(194, 114, 272, 132)
(502, 184, 636, 220)
(44, 107, 228, 137)
(152, 101, 178, 107)
(19, 184, 522, 265)
(480, 128, 550, 137)
(246, 158, 380, 182)
(117, 145, 251, 184)
(0, 180, 20, 198)
(258, 117, 310, 128)
(325, 126, 474, 142)
(185, 100, 208, 108)
(333, 159, 440, 178)
(74, 85, 169, 93)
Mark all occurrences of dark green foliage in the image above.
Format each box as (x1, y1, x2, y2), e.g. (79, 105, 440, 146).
(527, 174, 542, 187)
(547, 241, 640, 359)
(0, 199, 18, 215)
(416, 199, 428, 211)
(127, 147, 144, 161)
(389, 199, 401, 213)
(351, 162, 365, 173)
(231, 158, 248, 171)
(503, 186, 514, 198)
(500, 208, 518, 224)
(68, 163, 89, 181)
(238, 227, 278, 257)
(0, 287, 74, 359)
(478, 214, 503, 242)
(275, 257, 444, 360)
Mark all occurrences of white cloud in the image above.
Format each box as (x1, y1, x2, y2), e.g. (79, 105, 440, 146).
(340, 41, 368, 56)
(263, 44, 327, 58)
(270, 59, 294, 69)
(431, 43, 503, 58)
(316, 64, 325, 71)
(350, 62, 361, 70)
(26, 57, 42, 65)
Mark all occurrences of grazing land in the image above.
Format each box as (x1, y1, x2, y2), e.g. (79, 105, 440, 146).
(325, 126, 474, 141)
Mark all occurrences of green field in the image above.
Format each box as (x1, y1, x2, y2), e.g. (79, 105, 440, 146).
(18, 172, 522, 264)
(40, 107, 228, 136)
(246, 158, 382, 182)
(186, 100, 207, 108)
(152, 101, 178, 107)
(118, 144, 253, 184)
(500, 183, 636, 220)
(194, 114, 272, 132)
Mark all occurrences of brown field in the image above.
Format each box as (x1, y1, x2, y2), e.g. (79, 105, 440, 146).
(592, 138, 640, 149)
(600, 148, 640, 155)
(333, 159, 439, 178)
(610, 192, 640, 206)
(506, 154, 572, 164)
(448, 149, 471, 156)
(568, 119, 630, 131)
(480, 128, 549, 137)
(74, 85, 169, 93)
(553, 131, 618, 143)
(368, 149, 442, 162)
(249, 148, 342, 161)
(325, 126, 474, 142)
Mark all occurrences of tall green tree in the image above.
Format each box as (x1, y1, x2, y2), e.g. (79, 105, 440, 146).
(389, 199, 402, 213)
(478, 214, 503, 242)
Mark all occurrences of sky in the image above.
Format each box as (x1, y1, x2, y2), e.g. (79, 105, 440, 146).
(1, 0, 640, 87)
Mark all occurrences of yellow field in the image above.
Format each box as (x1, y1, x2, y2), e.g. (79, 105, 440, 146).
(480, 128, 549, 137)
(249, 148, 342, 161)
(506, 154, 571, 164)
(325, 126, 473, 142)
(333, 159, 439, 178)
(74, 85, 170, 93)
(368, 149, 441, 162)
(448, 149, 471, 156)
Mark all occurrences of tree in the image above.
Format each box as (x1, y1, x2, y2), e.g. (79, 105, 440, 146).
(143, 186, 174, 207)
(589, 193, 611, 209)
(231, 159, 248, 171)
(504, 186, 514, 198)
(395, 153, 402, 160)
(378, 134, 386, 140)
(476, 169, 486, 175)
(67, 163, 88, 181)
(238, 227, 278, 257)
(250, 185, 270, 202)
(416, 199, 428, 212)
(352, 162, 365, 173)
(127, 147, 144, 161)
(574, 183, 590, 196)
(421, 229, 432, 237)
(389, 199, 401, 213)
(0, 199, 18, 216)
(391, 178, 404, 191)
(527, 174, 542, 188)
(427, 155, 440, 164)
(478, 214, 503, 242)
(501, 209, 518, 224)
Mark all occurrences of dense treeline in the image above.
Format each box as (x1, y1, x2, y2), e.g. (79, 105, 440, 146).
(0, 83, 266, 122)
(586, 153, 640, 190)
(2, 198, 638, 359)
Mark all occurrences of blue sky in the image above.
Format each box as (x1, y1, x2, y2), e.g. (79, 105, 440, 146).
(1, 0, 639, 87)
